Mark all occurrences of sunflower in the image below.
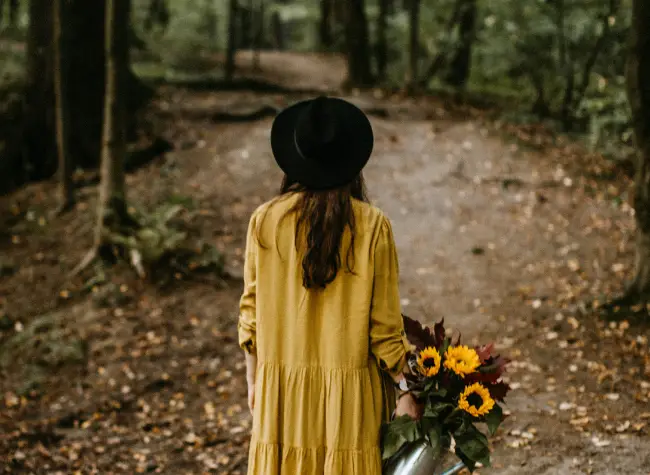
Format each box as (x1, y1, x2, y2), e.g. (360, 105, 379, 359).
(417, 347, 441, 377)
(443, 345, 480, 377)
(458, 383, 495, 417)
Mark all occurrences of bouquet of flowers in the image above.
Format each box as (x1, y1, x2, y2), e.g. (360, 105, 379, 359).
(382, 316, 511, 472)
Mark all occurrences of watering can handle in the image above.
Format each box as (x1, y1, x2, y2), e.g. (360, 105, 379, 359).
(437, 461, 466, 475)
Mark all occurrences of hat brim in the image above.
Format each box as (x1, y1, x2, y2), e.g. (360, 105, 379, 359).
(270, 98, 374, 190)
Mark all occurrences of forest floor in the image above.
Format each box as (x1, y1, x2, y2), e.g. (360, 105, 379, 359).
(1, 51, 650, 475)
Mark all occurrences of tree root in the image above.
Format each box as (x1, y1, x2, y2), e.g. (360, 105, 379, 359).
(55, 199, 76, 217)
(599, 285, 650, 321)
(69, 248, 98, 278)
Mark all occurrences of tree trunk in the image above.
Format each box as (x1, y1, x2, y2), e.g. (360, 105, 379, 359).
(405, 0, 421, 91)
(376, 0, 389, 79)
(0, 0, 19, 28)
(24, 0, 56, 180)
(251, 0, 262, 71)
(319, 0, 333, 48)
(53, 0, 74, 211)
(22, 0, 150, 182)
(444, 0, 476, 87)
(344, 0, 373, 87)
(624, 0, 650, 302)
(94, 0, 130, 249)
(144, 0, 169, 32)
(225, 0, 237, 81)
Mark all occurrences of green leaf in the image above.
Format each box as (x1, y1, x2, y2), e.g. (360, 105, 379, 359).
(424, 402, 454, 419)
(485, 404, 504, 436)
(381, 416, 422, 461)
(425, 423, 444, 460)
(429, 387, 448, 399)
(454, 424, 491, 468)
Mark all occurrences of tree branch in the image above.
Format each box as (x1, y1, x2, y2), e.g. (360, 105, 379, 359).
(418, 0, 464, 86)
(573, 0, 621, 110)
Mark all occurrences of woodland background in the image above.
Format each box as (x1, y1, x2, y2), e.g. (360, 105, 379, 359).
(1, 0, 650, 474)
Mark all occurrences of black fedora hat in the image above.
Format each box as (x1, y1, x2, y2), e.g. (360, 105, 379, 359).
(271, 96, 374, 190)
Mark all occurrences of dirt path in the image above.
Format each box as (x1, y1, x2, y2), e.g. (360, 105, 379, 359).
(180, 87, 649, 473)
(1, 53, 649, 474)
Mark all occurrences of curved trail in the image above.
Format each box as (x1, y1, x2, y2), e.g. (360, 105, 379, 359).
(164, 50, 647, 473)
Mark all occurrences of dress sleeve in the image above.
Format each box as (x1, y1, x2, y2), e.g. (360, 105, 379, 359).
(238, 211, 258, 354)
(370, 215, 411, 376)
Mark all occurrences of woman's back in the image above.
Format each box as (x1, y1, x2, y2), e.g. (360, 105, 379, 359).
(239, 193, 409, 475)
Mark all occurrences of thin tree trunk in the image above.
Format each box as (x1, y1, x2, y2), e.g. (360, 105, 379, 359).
(8, 0, 18, 27)
(24, 0, 56, 180)
(444, 0, 476, 88)
(624, 0, 650, 302)
(319, 0, 333, 48)
(573, 0, 620, 112)
(251, 0, 262, 71)
(376, 0, 389, 80)
(1, 0, 19, 28)
(94, 0, 129, 249)
(225, 0, 237, 81)
(418, 0, 463, 87)
(53, 0, 74, 212)
(405, 0, 421, 92)
(556, 0, 575, 129)
(344, 0, 373, 87)
(144, 0, 169, 32)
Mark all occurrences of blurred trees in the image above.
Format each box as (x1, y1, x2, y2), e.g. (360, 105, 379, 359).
(0, 0, 19, 29)
(319, 0, 333, 48)
(0, 0, 638, 194)
(226, 0, 238, 81)
(144, 0, 169, 32)
(444, 0, 476, 87)
(624, 0, 650, 302)
(19, 0, 149, 186)
(405, 0, 420, 91)
(344, 0, 373, 86)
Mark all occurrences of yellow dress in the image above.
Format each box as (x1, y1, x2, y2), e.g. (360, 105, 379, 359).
(238, 193, 410, 475)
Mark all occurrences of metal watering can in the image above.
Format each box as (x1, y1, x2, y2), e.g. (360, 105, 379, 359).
(383, 440, 465, 475)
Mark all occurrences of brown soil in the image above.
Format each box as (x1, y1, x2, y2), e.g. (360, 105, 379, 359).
(1, 52, 649, 475)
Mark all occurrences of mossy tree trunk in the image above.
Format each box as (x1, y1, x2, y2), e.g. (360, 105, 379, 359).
(225, 0, 238, 81)
(376, 0, 389, 80)
(624, 0, 650, 304)
(25, 0, 56, 180)
(53, 0, 74, 212)
(319, 0, 333, 49)
(444, 0, 476, 87)
(344, 0, 373, 87)
(94, 0, 130, 250)
(22, 0, 150, 184)
(405, 0, 421, 92)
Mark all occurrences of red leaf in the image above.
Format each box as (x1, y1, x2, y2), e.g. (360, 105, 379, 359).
(487, 381, 510, 402)
(402, 314, 436, 350)
(475, 343, 494, 363)
(432, 318, 446, 348)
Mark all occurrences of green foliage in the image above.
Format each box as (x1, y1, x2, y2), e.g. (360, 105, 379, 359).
(381, 415, 423, 461)
(0, 313, 87, 395)
(453, 420, 491, 472)
(104, 199, 224, 283)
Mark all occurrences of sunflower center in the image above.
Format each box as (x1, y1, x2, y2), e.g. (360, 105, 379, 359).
(466, 393, 484, 408)
(423, 357, 437, 368)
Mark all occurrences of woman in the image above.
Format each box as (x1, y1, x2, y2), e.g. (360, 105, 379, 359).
(238, 96, 419, 475)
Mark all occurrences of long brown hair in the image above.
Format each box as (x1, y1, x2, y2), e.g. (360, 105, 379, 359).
(260, 174, 369, 290)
